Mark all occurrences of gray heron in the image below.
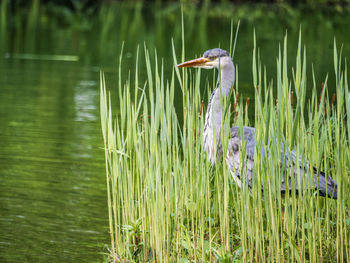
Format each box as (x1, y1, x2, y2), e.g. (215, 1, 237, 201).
(177, 48, 337, 199)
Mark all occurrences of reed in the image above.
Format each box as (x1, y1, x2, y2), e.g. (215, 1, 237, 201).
(100, 28, 349, 262)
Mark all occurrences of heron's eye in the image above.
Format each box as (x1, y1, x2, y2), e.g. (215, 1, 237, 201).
(209, 56, 216, 61)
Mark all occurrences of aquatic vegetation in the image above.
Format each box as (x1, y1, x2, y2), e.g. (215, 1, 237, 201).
(100, 27, 349, 262)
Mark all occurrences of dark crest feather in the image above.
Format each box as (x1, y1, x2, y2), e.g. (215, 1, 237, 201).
(203, 48, 229, 58)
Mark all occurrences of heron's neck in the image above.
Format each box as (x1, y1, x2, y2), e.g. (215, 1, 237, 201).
(203, 61, 235, 163)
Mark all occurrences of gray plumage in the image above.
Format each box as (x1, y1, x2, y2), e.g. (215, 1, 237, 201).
(203, 48, 230, 59)
(178, 48, 337, 199)
(225, 126, 337, 198)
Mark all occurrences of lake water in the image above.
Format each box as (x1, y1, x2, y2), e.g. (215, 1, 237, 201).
(0, 60, 108, 262)
(0, 2, 349, 262)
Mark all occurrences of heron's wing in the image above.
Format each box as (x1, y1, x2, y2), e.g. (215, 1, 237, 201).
(225, 126, 256, 187)
(225, 128, 337, 198)
(225, 127, 302, 190)
(280, 143, 337, 198)
(225, 127, 337, 198)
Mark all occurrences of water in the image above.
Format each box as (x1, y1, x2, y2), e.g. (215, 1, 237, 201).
(0, 2, 349, 262)
(0, 60, 108, 262)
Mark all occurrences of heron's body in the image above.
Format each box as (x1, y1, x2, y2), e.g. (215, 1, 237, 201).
(178, 48, 337, 199)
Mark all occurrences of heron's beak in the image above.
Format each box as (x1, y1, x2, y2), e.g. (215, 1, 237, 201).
(177, 57, 210, 68)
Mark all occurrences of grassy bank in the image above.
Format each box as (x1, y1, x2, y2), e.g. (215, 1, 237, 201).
(100, 28, 349, 262)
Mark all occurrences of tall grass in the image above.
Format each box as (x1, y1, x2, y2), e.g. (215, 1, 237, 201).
(100, 30, 349, 262)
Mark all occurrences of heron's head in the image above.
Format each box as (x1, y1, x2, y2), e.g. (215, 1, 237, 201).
(177, 48, 232, 69)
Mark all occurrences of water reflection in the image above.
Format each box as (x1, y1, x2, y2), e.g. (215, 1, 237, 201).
(75, 80, 98, 122)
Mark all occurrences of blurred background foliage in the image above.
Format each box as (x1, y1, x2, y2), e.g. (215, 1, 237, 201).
(1, 0, 349, 78)
(1, 0, 350, 58)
